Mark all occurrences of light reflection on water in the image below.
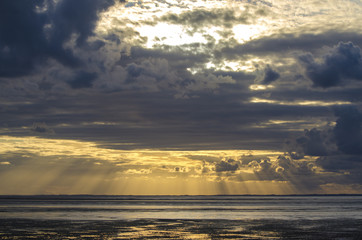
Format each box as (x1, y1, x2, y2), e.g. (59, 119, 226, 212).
(0, 195, 361, 221)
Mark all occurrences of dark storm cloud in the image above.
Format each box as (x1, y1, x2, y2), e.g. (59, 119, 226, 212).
(333, 105, 362, 155)
(285, 106, 362, 158)
(299, 42, 362, 88)
(286, 128, 336, 158)
(0, 0, 49, 77)
(316, 154, 362, 185)
(281, 105, 362, 186)
(317, 155, 362, 172)
(0, 0, 115, 77)
(68, 71, 98, 89)
(50, 0, 115, 47)
(259, 65, 280, 85)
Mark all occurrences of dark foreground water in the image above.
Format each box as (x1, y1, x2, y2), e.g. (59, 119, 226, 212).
(0, 195, 361, 239)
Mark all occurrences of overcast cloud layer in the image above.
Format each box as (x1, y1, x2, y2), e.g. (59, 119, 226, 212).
(1, 0, 362, 194)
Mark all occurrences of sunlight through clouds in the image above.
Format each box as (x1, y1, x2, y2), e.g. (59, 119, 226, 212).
(249, 98, 352, 106)
(1, 0, 362, 195)
(0, 136, 303, 195)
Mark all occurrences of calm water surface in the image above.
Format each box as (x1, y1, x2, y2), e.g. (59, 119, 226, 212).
(1, 195, 361, 221)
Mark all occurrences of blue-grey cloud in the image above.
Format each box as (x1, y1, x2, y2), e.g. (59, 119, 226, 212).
(68, 71, 98, 89)
(50, 0, 115, 47)
(0, 0, 115, 77)
(286, 128, 336, 158)
(282, 105, 362, 186)
(299, 42, 362, 88)
(219, 32, 362, 59)
(333, 105, 362, 155)
(286, 106, 362, 158)
(0, 0, 50, 77)
(260, 65, 280, 85)
(317, 154, 362, 171)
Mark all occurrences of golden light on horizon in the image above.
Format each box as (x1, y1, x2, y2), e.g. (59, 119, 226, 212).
(0, 135, 302, 195)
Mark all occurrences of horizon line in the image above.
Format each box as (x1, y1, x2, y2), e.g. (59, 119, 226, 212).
(1, 194, 362, 197)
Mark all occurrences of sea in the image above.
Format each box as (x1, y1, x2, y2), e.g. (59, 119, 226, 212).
(0, 195, 361, 239)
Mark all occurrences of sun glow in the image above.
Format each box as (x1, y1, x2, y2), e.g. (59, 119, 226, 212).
(136, 23, 208, 48)
(0, 136, 293, 195)
(250, 97, 352, 106)
(96, 1, 269, 51)
(249, 84, 275, 90)
(233, 24, 268, 43)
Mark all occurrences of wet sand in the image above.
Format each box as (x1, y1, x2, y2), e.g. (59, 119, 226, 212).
(0, 219, 362, 239)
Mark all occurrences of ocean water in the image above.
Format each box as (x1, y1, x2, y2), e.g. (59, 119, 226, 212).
(0, 195, 361, 221)
(1, 195, 362, 239)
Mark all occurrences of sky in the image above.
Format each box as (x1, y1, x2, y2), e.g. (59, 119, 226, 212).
(1, 0, 362, 195)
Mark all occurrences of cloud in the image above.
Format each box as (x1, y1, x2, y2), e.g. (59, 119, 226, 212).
(212, 153, 329, 192)
(283, 105, 362, 158)
(50, 0, 115, 47)
(0, 0, 116, 77)
(129, 46, 210, 70)
(257, 65, 280, 85)
(184, 155, 220, 163)
(123, 58, 178, 91)
(219, 32, 362, 60)
(284, 106, 362, 158)
(160, 7, 267, 30)
(68, 71, 98, 89)
(299, 42, 362, 88)
(250, 154, 316, 186)
(317, 154, 362, 172)
(31, 122, 55, 134)
(280, 105, 362, 186)
(215, 159, 239, 172)
(333, 105, 362, 155)
(0, 1, 360, 156)
(0, 0, 49, 77)
(316, 154, 362, 185)
(121, 56, 235, 94)
(286, 127, 336, 158)
(1, 0, 362, 194)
